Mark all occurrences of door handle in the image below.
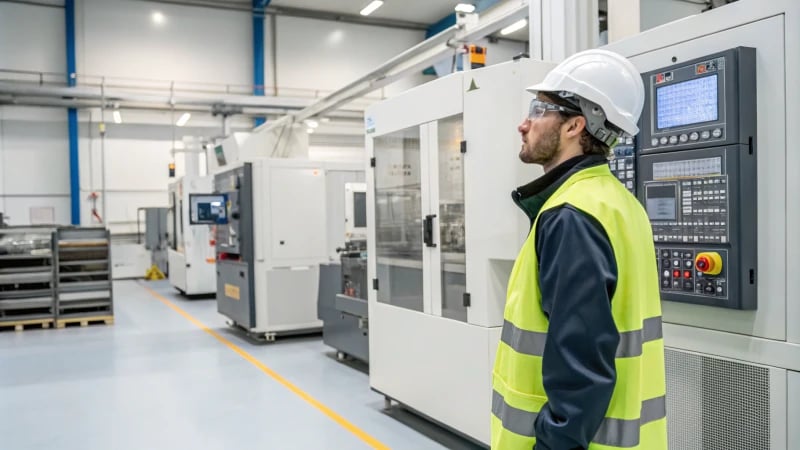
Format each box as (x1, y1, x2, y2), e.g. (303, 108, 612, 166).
(423, 214, 437, 248)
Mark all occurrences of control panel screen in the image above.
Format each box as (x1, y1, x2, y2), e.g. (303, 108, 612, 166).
(646, 185, 677, 221)
(190, 194, 227, 225)
(656, 74, 718, 130)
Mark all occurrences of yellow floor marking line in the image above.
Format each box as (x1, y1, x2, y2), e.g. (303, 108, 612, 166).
(140, 283, 390, 450)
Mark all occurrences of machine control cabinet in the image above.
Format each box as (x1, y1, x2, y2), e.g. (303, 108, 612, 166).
(214, 164, 256, 328)
(636, 47, 757, 309)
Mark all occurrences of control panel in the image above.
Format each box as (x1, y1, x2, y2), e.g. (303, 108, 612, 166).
(214, 164, 253, 261)
(637, 47, 757, 309)
(609, 136, 636, 194)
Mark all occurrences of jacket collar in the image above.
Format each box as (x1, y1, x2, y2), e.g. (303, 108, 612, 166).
(512, 154, 609, 224)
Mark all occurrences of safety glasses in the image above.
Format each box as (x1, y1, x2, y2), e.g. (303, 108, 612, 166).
(528, 99, 582, 120)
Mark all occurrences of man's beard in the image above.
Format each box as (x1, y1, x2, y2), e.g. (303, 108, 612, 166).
(519, 125, 561, 165)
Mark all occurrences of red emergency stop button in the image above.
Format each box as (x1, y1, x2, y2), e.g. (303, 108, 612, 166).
(695, 252, 723, 276)
(673, 270, 681, 278)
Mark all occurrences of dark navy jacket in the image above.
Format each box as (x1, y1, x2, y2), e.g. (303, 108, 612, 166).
(512, 154, 619, 450)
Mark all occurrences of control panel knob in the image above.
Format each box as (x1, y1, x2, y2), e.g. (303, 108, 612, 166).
(695, 252, 723, 276)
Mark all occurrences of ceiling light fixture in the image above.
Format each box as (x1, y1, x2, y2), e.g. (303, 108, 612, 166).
(500, 18, 527, 36)
(176, 112, 191, 127)
(360, 0, 384, 16)
(112, 110, 122, 124)
(455, 3, 476, 13)
(305, 119, 319, 129)
(307, 128, 315, 134)
(151, 11, 165, 25)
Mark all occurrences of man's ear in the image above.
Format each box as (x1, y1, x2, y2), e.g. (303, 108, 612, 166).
(564, 115, 586, 138)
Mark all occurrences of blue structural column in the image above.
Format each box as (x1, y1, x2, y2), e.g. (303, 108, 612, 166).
(65, 0, 80, 224)
(253, 0, 269, 127)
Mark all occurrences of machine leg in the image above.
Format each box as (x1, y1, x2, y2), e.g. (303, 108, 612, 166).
(384, 396, 393, 409)
(336, 351, 346, 361)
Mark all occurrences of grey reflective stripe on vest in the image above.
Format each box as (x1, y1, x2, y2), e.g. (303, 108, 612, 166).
(614, 316, 663, 358)
(500, 316, 663, 359)
(593, 395, 667, 447)
(493, 390, 667, 448)
(500, 320, 547, 357)
(492, 390, 538, 437)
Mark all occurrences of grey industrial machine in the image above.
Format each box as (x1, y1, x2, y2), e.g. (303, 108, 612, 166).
(318, 183, 369, 363)
(214, 159, 363, 340)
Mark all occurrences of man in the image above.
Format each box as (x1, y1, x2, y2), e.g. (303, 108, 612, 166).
(491, 49, 668, 449)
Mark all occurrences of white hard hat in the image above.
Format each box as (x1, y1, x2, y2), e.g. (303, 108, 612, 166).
(527, 49, 645, 142)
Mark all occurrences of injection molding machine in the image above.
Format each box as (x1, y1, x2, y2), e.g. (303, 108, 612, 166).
(214, 158, 363, 341)
(365, 1, 800, 448)
(167, 175, 219, 296)
(366, 58, 556, 444)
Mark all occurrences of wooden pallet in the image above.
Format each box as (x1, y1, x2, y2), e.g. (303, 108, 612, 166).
(0, 318, 54, 332)
(56, 315, 114, 329)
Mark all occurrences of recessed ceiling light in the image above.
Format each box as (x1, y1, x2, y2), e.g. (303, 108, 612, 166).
(500, 19, 527, 36)
(176, 112, 191, 127)
(455, 3, 476, 13)
(360, 0, 384, 16)
(151, 11, 165, 25)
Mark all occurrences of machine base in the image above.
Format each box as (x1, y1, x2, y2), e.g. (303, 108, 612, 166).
(225, 319, 321, 343)
(373, 388, 487, 450)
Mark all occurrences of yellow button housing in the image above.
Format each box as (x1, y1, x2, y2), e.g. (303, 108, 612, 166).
(695, 252, 723, 276)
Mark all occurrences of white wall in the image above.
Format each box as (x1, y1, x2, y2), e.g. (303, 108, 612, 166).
(0, 107, 70, 226)
(0, 4, 69, 226)
(0, 3, 65, 72)
(0, 0, 525, 230)
(77, 0, 251, 86)
(270, 15, 428, 97)
(640, 0, 705, 31)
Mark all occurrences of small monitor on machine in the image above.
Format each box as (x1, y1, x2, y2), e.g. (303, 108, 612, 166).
(645, 184, 678, 221)
(189, 194, 227, 225)
(656, 75, 719, 130)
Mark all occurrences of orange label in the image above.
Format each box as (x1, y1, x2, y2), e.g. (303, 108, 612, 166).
(224, 284, 240, 300)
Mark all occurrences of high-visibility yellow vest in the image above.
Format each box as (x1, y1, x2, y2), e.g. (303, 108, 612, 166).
(491, 164, 667, 449)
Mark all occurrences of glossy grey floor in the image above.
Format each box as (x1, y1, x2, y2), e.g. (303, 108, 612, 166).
(0, 280, 484, 450)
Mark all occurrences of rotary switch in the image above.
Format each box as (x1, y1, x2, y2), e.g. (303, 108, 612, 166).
(695, 252, 723, 276)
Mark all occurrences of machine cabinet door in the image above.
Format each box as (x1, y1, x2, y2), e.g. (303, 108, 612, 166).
(372, 126, 425, 313)
(429, 115, 468, 323)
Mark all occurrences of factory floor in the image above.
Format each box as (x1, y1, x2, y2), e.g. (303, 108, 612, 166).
(0, 280, 483, 450)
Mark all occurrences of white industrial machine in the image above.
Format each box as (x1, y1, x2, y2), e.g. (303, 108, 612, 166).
(368, 1, 800, 448)
(167, 175, 218, 296)
(214, 158, 363, 341)
(365, 58, 554, 445)
(603, 1, 800, 448)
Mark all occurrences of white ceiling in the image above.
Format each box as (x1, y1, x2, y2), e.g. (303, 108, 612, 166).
(269, 0, 470, 25)
(144, 0, 529, 41)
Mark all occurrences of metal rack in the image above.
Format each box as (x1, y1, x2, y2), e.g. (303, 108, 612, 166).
(0, 226, 57, 327)
(54, 228, 114, 327)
